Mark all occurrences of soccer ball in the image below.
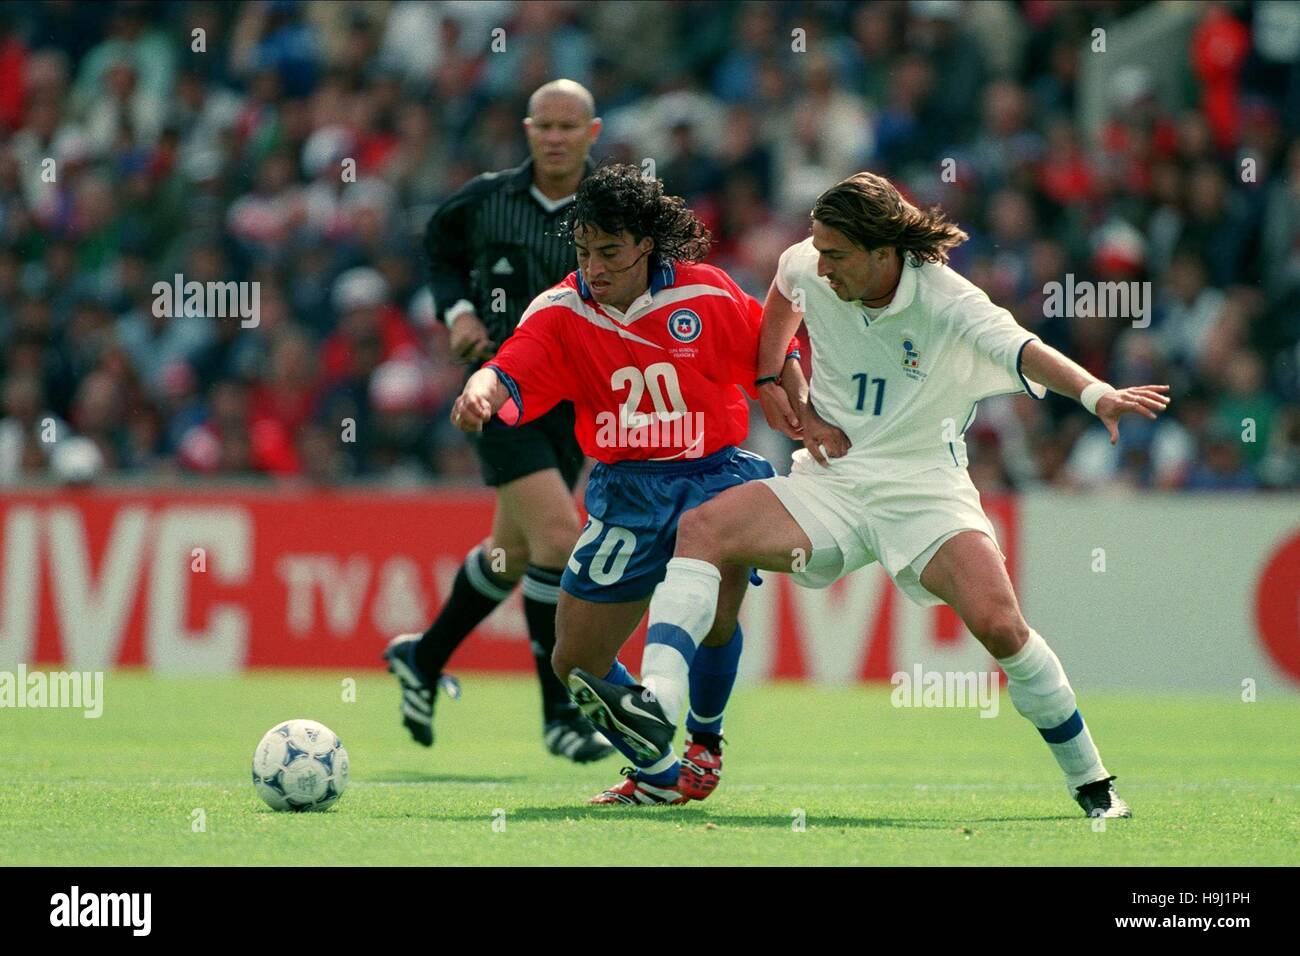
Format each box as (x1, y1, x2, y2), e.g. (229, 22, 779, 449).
(251, 719, 349, 812)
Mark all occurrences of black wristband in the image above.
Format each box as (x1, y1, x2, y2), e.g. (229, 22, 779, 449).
(755, 375, 781, 387)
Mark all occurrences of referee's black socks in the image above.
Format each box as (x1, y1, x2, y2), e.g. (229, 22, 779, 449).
(521, 564, 578, 723)
(415, 544, 515, 682)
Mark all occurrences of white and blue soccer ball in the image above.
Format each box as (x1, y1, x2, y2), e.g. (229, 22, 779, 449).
(252, 719, 349, 812)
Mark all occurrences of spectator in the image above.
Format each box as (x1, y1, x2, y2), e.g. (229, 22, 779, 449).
(0, 0, 1290, 490)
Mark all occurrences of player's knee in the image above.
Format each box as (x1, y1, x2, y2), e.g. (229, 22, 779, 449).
(530, 517, 581, 568)
(969, 607, 1029, 657)
(551, 645, 576, 684)
(552, 646, 608, 685)
(675, 504, 721, 557)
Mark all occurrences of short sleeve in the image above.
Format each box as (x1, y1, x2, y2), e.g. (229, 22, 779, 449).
(485, 303, 572, 425)
(698, 265, 769, 397)
(950, 293, 1047, 401)
(774, 242, 803, 302)
(732, 290, 765, 397)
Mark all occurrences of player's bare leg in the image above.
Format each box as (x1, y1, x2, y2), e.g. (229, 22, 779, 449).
(560, 562, 753, 804)
(700, 563, 749, 650)
(553, 593, 651, 681)
(919, 531, 1131, 817)
(496, 468, 581, 570)
(388, 467, 612, 761)
(552, 566, 746, 731)
(917, 531, 1028, 657)
(639, 482, 810, 726)
(671, 481, 815, 572)
(568, 483, 809, 779)
(496, 469, 613, 761)
(553, 592, 690, 803)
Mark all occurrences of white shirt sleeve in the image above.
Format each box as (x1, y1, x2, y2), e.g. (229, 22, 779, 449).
(949, 292, 1047, 401)
(774, 242, 805, 302)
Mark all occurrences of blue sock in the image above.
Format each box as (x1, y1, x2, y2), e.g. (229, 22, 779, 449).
(603, 661, 681, 785)
(634, 761, 680, 787)
(604, 659, 636, 687)
(591, 659, 648, 766)
(685, 624, 743, 736)
(630, 625, 747, 787)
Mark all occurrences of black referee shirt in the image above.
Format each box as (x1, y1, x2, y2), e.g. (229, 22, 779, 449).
(424, 156, 594, 345)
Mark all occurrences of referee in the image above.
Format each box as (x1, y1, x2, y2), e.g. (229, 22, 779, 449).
(384, 80, 612, 763)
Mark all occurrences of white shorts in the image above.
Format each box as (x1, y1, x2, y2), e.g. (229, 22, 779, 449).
(760, 451, 1003, 606)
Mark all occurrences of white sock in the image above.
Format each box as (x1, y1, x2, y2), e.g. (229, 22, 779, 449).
(641, 557, 721, 725)
(998, 630, 1109, 793)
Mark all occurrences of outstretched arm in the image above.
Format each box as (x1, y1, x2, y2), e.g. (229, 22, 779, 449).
(1020, 340, 1171, 445)
(450, 368, 509, 432)
(757, 281, 851, 466)
(452, 301, 572, 431)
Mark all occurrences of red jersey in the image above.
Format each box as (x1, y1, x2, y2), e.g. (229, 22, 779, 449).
(485, 259, 795, 463)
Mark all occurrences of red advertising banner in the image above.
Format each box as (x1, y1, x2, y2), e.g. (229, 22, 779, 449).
(0, 487, 1017, 678)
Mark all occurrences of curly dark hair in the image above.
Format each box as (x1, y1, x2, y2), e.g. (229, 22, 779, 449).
(562, 163, 712, 263)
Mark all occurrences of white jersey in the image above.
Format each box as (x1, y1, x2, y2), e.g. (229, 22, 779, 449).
(776, 237, 1046, 478)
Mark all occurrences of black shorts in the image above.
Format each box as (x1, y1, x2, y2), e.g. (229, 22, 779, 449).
(471, 401, 585, 489)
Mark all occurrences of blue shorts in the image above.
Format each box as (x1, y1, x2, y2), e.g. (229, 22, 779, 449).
(562, 446, 776, 603)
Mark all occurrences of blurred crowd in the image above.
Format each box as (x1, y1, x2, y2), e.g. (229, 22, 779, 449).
(0, 0, 1297, 491)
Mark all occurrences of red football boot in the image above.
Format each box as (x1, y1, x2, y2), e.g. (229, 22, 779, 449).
(589, 768, 687, 806)
(677, 732, 723, 801)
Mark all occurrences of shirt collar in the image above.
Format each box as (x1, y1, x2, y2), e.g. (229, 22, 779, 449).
(857, 261, 918, 322)
(529, 184, 574, 213)
(576, 255, 676, 305)
(506, 158, 534, 193)
(650, 255, 676, 294)
(510, 155, 598, 196)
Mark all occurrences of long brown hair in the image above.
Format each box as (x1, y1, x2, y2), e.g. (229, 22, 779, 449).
(811, 172, 968, 265)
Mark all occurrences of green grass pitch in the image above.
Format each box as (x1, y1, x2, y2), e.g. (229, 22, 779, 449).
(2, 672, 1296, 866)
